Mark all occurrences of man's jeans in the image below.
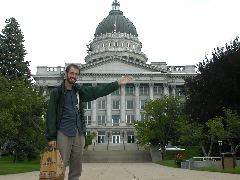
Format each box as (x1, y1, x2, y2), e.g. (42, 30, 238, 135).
(57, 131, 85, 180)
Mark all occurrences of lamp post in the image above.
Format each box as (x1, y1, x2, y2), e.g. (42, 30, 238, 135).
(122, 131, 125, 150)
(107, 132, 110, 151)
(218, 140, 222, 155)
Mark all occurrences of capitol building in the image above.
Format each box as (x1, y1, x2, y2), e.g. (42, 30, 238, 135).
(34, 0, 196, 146)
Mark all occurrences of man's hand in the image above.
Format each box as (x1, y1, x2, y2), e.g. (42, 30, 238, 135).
(118, 75, 134, 85)
(48, 140, 57, 149)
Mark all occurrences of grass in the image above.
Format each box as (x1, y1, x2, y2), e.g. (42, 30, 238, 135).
(157, 160, 178, 168)
(0, 156, 40, 175)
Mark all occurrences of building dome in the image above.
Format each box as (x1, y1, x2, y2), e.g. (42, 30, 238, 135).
(94, 0, 138, 37)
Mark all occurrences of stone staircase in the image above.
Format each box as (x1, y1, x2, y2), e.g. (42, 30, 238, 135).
(83, 143, 152, 163)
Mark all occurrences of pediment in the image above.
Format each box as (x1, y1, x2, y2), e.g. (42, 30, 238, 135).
(80, 59, 162, 74)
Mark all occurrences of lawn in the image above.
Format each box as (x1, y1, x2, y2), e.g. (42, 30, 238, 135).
(0, 156, 40, 175)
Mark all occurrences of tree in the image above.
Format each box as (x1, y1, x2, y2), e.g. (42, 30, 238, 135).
(0, 17, 31, 83)
(221, 109, 240, 153)
(134, 96, 186, 159)
(84, 132, 96, 150)
(0, 76, 47, 162)
(178, 109, 240, 157)
(185, 37, 240, 124)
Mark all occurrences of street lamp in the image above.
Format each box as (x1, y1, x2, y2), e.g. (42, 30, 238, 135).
(122, 131, 125, 150)
(218, 140, 222, 154)
(107, 132, 110, 150)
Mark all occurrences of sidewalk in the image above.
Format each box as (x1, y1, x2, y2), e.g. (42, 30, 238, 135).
(0, 163, 239, 180)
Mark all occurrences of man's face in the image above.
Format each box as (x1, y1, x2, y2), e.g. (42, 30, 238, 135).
(66, 67, 79, 85)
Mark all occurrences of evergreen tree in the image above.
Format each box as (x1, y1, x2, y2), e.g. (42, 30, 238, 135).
(0, 17, 31, 83)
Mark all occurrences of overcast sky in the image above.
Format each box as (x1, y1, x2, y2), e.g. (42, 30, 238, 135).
(0, 0, 240, 74)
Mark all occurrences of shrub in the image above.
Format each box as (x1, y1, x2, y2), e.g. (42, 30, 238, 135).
(175, 153, 186, 167)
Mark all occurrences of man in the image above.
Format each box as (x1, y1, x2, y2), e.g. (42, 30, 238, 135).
(46, 63, 133, 180)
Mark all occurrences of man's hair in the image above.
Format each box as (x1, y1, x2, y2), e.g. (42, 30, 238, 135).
(65, 64, 80, 74)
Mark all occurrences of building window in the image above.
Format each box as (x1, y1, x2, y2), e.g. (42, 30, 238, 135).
(126, 100, 134, 110)
(176, 86, 184, 96)
(112, 88, 120, 95)
(84, 116, 92, 125)
(98, 115, 106, 126)
(140, 85, 149, 95)
(140, 100, 146, 110)
(154, 85, 162, 95)
(140, 113, 145, 121)
(125, 85, 134, 95)
(97, 100, 106, 110)
(127, 135, 135, 143)
(112, 115, 120, 126)
(112, 100, 120, 109)
(86, 101, 92, 109)
(114, 42, 118, 47)
(98, 131, 105, 143)
(98, 135, 105, 143)
(126, 115, 135, 125)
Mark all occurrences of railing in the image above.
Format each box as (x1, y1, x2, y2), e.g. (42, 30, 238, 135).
(191, 157, 222, 161)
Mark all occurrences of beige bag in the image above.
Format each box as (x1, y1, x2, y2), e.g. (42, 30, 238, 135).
(39, 149, 64, 180)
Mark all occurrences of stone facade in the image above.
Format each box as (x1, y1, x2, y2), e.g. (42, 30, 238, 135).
(34, 0, 196, 146)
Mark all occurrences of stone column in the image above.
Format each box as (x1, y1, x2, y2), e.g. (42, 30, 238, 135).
(171, 85, 176, 97)
(91, 83, 97, 126)
(135, 83, 140, 121)
(163, 83, 169, 96)
(106, 94, 112, 126)
(149, 83, 154, 100)
(91, 100, 97, 126)
(120, 85, 126, 125)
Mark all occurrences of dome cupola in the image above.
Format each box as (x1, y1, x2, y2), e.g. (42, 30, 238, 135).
(85, 0, 147, 64)
(94, 0, 138, 37)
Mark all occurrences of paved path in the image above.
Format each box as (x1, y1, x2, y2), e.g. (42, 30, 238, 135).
(0, 163, 239, 180)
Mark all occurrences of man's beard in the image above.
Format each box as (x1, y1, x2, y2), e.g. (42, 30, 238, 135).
(66, 76, 76, 84)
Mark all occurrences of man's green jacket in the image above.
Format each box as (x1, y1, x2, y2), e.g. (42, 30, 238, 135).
(46, 80, 120, 141)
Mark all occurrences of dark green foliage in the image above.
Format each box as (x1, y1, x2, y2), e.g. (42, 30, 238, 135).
(84, 132, 96, 150)
(0, 76, 47, 162)
(0, 17, 31, 84)
(185, 37, 240, 124)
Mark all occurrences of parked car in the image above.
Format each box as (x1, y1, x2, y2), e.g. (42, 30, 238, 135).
(159, 145, 185, 151)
